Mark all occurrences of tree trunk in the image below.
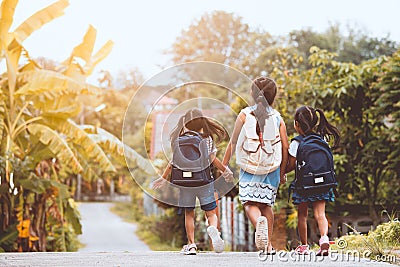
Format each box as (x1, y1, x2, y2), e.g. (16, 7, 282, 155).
(367, 200, 380, 228)
(363, 173, 380, 227)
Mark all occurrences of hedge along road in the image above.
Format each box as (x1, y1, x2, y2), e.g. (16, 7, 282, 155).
(78, 202, 151, 252)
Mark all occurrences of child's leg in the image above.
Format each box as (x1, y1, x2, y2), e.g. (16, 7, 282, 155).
(205, 208, 224, 253)
(243, 202, 262, 227)
(313, 200, 330, 256)
(245, 202, 268, 251)
(204, 208, 218, 227)
(185, 209, 196, 245)
(297, 202, 308, 245)
(312, 200, 328, 236)
(260, 204, 274, 251)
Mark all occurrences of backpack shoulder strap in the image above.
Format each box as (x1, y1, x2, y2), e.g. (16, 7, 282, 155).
(292, 135, 304, 143)
(290, 135, 304, 160)
(241, 107, 252, 115)
(274, 110, 281, 127)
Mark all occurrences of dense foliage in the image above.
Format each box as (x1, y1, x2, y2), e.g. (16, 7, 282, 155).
(154, 11, 400, 246)
(1, 3, 398, 252)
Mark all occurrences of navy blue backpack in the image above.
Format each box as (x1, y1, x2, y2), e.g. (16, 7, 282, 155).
(289, 134, 337, 197)
(170, 131, 214, 187)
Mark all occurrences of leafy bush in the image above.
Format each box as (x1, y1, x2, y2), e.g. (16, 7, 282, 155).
(0, 224, 18, 252)
(371, 220, 400, 248)
(135, 211, 185, 251)
(332, 217, 400, 260)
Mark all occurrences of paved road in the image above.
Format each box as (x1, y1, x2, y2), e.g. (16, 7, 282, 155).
(1, 202, 397, 266)
(1, 251, 396, 267)
(77, 202, 151, 252)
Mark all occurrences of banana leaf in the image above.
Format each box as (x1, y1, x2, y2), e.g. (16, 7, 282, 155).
(64, 198, 82, 235)
(69, 24, 96, 63)
(43, 118, 116, 173)
(0, 223, 18, 252)
(13, 0, 69, 43)
(16, 69, 102, 98)
(18, 177, 70, 199)
(84, 40, 114, 76)
(81, 125, 156, 175)
(27, 123, 83, 174)
(0, 0, 18, 49)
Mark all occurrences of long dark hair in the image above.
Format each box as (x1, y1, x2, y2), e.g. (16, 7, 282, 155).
(170, 108, 227, 146)
(250, 76, 277, 144)
(294, 106, 341, 147)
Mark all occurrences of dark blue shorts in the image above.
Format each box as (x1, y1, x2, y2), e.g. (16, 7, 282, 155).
(179, 183, 217, 211)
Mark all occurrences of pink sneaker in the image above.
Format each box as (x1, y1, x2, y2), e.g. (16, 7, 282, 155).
(316, 235, 330, 256)
(294, 244, 310, 255)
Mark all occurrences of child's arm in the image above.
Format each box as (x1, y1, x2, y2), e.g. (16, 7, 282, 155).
(210, 153, 233, 182)
(152, 162, 172, 189)
(222, 112, 245, 166)
(161, 162, 172, 180)
(211, 154, 226, 172)
(285, 139, 299, 174)
(279, 119, 289, 184)
(285, 156, 296, 174)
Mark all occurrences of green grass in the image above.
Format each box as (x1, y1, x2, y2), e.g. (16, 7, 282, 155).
(109, 202, 138, 224)
(136, 230, 179, 251)
(332, 220, 400, 264)
(110, 202, 179, 251)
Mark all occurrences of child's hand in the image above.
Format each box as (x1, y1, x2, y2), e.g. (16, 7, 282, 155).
(152, 177, 167, 189)
(280, 174, 287, 185)
(222, 167, 234, 182)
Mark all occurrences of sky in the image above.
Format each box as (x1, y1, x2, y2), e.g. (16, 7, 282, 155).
(8, 0, 400, 84)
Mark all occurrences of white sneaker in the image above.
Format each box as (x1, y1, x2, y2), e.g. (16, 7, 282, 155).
(255, 216, 268, 251)
(207, 226, 224, 253)
(180, 243, 197, 255)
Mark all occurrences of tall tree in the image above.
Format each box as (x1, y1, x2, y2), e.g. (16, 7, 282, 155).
(374, 50, 400, 194)
(288, 24, 398, 65)
(168, 10, 274, 75)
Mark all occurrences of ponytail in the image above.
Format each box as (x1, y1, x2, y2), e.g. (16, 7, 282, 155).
(251, 77, 277, 146)
(295, 106, 340, 148)
(297, 111, 315, 134)
(202, 117, 227, 144)
(253, 93, 269, 146)
(315, 109, 341, 148)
